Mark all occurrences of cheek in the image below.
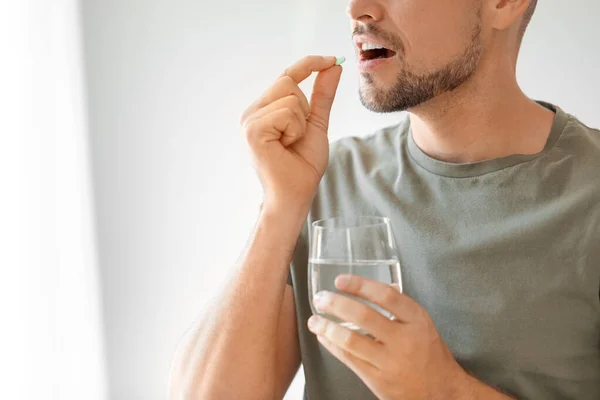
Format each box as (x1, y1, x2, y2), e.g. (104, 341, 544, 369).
(389, 1, 476, 71)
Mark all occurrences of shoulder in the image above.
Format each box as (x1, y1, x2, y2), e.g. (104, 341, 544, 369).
(545, 100, 599, 146)
(551, 106, 600, 173)
(562, 111, 600, 149)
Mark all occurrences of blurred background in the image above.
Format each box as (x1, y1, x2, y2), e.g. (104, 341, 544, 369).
(4, 0, 599, 399)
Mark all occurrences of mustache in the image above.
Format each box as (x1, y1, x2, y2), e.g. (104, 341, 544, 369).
(353, 24, 405, 54)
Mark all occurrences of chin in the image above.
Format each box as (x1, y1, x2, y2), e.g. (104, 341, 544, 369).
(358, 83, 407, 114)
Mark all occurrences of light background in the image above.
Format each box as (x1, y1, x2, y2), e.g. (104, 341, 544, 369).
(2, 1, 107, 399)
(80, 1, 600, 399)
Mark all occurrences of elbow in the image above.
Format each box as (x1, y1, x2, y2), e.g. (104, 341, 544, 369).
(167, 341, 206, 400)
(167, 362, 194, 400)
(168, 362, 275, 400)
(167, 369, 210, 400)
(169, 378, 275, 400)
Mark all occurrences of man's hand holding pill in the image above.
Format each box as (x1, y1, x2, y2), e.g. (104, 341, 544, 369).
(240, 55, 345, 217)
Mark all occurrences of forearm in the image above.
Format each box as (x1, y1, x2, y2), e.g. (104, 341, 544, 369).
(170, 207, 306, 400)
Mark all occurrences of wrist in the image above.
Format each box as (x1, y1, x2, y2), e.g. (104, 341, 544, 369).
(257, 204, 310, 251)
(453, 370, 515, 400)
(451, 369, 478, 400)
(439, 366, 474, 400)
(261, 195, 312, 224)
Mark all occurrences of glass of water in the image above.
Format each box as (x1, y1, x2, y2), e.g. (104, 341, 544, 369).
(308, 216, 402, 333)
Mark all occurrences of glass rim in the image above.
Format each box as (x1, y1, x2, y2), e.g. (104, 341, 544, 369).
(311, 216, 391, 231)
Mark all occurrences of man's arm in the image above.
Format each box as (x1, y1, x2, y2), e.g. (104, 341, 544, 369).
(168, 209, 303, 400)
(459, 372, 516, 400)
(168, 55, 343, 400)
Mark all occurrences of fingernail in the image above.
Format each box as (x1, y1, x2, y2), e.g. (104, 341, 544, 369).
(335, 274, 350, 289)
(307, 315, 321, 330)
(335, 56, 346, 65)
(313, 291, 328, 307)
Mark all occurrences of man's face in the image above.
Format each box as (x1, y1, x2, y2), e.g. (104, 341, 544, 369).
(348, 0, 484, 113)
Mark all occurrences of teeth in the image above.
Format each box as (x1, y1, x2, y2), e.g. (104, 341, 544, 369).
(361, 42, 385, 51)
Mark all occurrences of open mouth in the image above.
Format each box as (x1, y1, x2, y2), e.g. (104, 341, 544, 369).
(359, 43, 397, 61)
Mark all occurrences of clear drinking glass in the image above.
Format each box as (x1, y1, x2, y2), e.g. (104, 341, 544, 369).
(308, 216, 403, 333)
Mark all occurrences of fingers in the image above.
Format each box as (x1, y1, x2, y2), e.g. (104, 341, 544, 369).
(335, 275, 421, 324)
(240, 55, 340, 128)
(316, 334, 380, 379)
(312, 291, 395, 342)
(244, 95, 307, 128)
(245, 95, 307, 146)
(244, 107, 306, 150)
(308, 315, 384, 370)
(308, 63, 343, 132)
(280, 55, 338, 84)
(240, 76, 310, 124)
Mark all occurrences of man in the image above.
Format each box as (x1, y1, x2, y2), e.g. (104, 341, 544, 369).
(170, 0, 600, 398)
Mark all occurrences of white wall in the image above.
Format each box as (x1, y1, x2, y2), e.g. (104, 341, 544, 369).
(1, 1, 107, 399)
(80, 1, 599, 399)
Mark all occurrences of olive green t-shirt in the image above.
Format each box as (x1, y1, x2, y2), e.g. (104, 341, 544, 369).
(287, 102, 600, 399)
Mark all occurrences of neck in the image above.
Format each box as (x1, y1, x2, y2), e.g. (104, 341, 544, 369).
(408, 65, 556, 164)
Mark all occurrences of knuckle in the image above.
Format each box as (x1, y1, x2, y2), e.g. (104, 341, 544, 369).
(293, 86, 307, 100)
(281, 96, 299, 111)
(308, 113, 329, 132)
(279, 74, 294, 86)
(280, 81, 307, 107)
(287, 94, 302, 107)
(243, 119, 260, 142)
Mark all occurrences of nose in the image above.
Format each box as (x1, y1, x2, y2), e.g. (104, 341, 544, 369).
(346, 0, 384, 22)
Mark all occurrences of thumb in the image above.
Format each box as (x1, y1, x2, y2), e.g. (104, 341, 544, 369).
(308, 64, 343, 132)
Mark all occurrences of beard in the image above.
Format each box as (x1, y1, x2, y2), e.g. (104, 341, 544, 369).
(359, 21, 483, 113)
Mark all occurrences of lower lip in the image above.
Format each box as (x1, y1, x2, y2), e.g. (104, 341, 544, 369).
(357, 56, 396, 73)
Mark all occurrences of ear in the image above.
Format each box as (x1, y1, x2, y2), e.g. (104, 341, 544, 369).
(485, 0, 532, 31)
